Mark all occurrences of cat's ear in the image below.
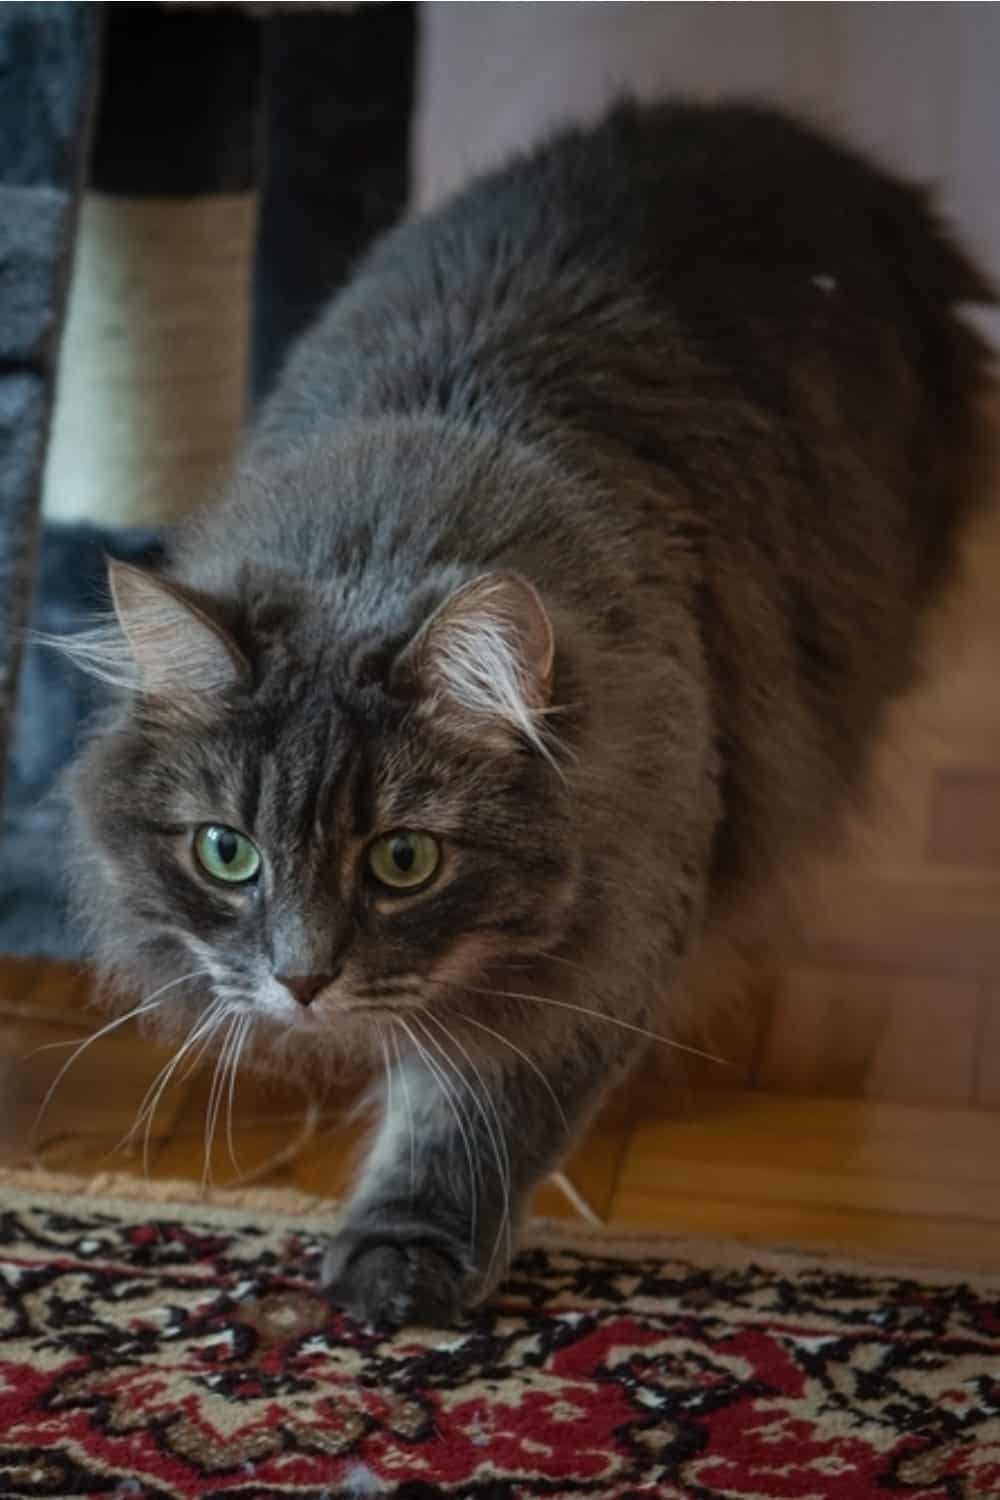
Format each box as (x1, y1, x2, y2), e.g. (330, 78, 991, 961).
(396, 572, 554, 750)
(108, 560, 248, 697)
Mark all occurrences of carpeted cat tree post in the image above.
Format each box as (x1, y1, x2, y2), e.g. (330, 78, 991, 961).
(0, 1, 417, 958)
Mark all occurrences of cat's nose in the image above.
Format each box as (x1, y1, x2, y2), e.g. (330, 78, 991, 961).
(276, 972, 335, 1008)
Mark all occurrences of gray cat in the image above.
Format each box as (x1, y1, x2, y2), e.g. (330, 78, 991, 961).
(63, 101, 992, 1327)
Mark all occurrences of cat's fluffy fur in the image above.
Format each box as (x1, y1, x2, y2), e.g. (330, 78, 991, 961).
(66, 100, 993, 1326)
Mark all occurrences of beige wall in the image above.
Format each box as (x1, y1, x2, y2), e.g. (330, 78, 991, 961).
(415, 3, 1000, 344)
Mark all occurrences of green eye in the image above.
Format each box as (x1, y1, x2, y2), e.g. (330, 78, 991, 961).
(368, 831, 440, 891)
(194, 824, 261, 885)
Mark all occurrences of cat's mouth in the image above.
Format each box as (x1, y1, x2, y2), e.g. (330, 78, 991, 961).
(290, 994, 422, 1024)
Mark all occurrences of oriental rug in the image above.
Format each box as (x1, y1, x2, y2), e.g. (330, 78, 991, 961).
(0, 1171, 997, 1499)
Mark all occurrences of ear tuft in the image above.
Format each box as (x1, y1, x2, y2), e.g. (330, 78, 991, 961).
(397, 572, 555, 756)
(108, 560, 248, 697)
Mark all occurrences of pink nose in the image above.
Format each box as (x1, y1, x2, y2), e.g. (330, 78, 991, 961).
(276, 973, 333, 1008)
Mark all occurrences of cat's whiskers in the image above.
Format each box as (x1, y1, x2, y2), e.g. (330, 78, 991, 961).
(224, 1012, 253, 1178)
(123, 997, 231, 1173)
(375, 1022, 393, 1112)
(31, 970, 212, 1142)
(373, 1023, 404, 1200)
(396, 1014, 480, 1253)
(203, 1009, 244, 1190)
(452, 1010, 569, 1132)
(532, 950, 597, 979)
(420, 973, 730, 1067)
(202, 1018, 236, 1189)
(420, 1012, 513, 1283)
(202, 1015, 231, 1188)
(388, 1021, 417, 1203)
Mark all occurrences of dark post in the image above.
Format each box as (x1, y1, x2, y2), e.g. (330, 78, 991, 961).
(0, 2, 104, 814)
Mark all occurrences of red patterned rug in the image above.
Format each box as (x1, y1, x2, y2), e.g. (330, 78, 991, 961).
(0, 1173, 998, 1499)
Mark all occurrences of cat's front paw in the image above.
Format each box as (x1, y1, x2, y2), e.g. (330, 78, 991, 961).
(323, 1238, 466, 1329)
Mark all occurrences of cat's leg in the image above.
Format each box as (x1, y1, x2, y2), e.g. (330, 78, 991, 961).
(321, 1029, 616, 1327)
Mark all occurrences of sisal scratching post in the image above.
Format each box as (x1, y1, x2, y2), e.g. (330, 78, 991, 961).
(42, 195, 253, 529)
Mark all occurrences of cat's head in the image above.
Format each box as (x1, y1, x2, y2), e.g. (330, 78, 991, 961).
(65, 555, 581, 1070)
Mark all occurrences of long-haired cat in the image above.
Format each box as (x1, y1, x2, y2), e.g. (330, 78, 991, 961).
(63, 100, 992, 1327)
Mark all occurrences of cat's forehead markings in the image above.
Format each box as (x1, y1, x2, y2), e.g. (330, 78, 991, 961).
(257, 747, 308, 832)
(346, 751, 375, 841)
(304, 738, 359, 844)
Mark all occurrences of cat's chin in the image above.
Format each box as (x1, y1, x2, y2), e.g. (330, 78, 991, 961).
(284, 1002, 379, 1035)
(239, 1006, 385, 1085)
(256, 994, 412, 1060)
